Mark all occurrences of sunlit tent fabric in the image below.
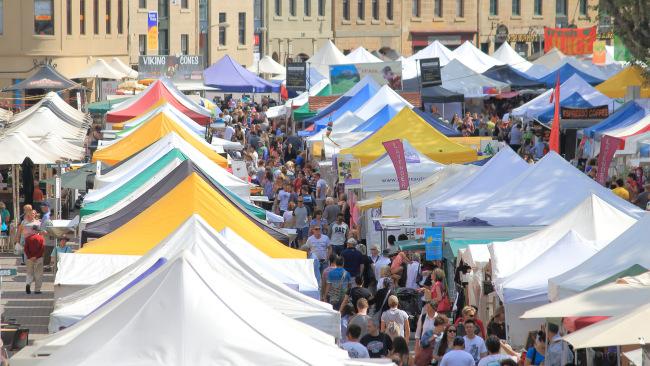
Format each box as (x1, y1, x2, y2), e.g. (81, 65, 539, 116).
(340, 107, 477, 165)
(0, 107, 12, 122)
(352, 105, 399, 132)
(413, 108, 462, 136)
(72, 59, 126, 79)
(549, 213, 650, 301)
(536, 63, 605, 87)
(345, 46, 383, 63)
(81, 160, 284, 245)
(313, 81, 384, 129)
(106, 79, 211, 124)
(351, 85, 413, 121)
(115, 102, 205, 138)
(307, 39, 347, 77)
(92, 112, 228, 167)
(204, 55, 279, 93)
(87, 97, 130, 115)
(536, 92, 593, 123)
(45, 162, 108, 190)
(37, 133, 85, 161)
(403, 41, 456, 79)
(15, 252, 372, 366)
(303, 76, 380, 124)
(51, 216, 329, 335)
(564, 304, 650, 349)
(452, 41, 505, 73)
(442, 59, 510, 98)
(482, 65, 545, 90)
(108, 57, 138, 79)
(10, 92, 90, 128)
(596, 66, 650, 98)
(2, 64, 82, 92)
(582, 100, 649, 139)
(522, 272, 650, 319)
(492, 42, 535, 72)
(420, 147, 530, 222)
(4, 106, 87, 141)
(0, 132, 58, 164)
(247, 55, 286, 75)
(361, 140, 444, 192)
(77, 173, 304, 258)
(616, 129, 650, 155)
(461, 152, 645, 226)
(532, 48, 566, 69)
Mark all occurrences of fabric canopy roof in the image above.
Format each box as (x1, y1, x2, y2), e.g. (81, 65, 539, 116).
(482, 65, 546, 90)
(360, 140, 444, 192)
(340, 107, 477, 165)
(596, 66, 650, 99)
(19, 251, 368, 365)
(536, 92, 593, 123)
(2, 64, 82, 91)
(522, 271, 650, 319)
(549, 213, 650, 301)
(106, 79, 211, 124)
(536, 63, 605, 87)
(582, 100, 649, 139)
(420, 85, 465, 103)
(115, 102, 205, 138)
(461, 152, 645, 226)
(108, 57, 138, 79)
(451, 41, 505, 73)
(87, 97, 130, 115)
(4, 106, 87, 142)
(9, 91, 90, 129)
(307, 40, 347, 76)
(492, 42, 534, 72)
(352, 85, 412, 120)
(247, 55, 286, 75)
(92, 112, 228, 167)
(408, 40, 455, 64)
(51, 215, 329, 336)
(413, 108, 462, 136)
(351, 105, 399, 133)
(72, 59, 126, 79)
(303, 76, 379, 124)
(77, 173, 304, 258)
(313, 79, 382, 129)
(345, 46, 383, 63)
(37, 133, 85, 161)
(0, 132, 58, 164)
(204, 55, 279, 93)
(45, 162, 108, 190)
(442, 59, 510, 98)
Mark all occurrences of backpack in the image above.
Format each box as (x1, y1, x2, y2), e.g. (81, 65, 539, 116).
(328, 270, 349, 304)
(386, 319, 402, 340)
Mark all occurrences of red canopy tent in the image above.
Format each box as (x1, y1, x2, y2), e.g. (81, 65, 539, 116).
(106, 79, 211, 125)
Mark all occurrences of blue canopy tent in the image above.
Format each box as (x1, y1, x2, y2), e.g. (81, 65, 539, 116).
(352, 105, 399, 132)
(536, 63, 604, 87)
(413, 108, 462, 136)
(536, 92, 593, 123)
(203, 55, 279, 93)
(482, 65, 546, 90)
(582, 101, 649, 138)
(303, 81, 380, 125)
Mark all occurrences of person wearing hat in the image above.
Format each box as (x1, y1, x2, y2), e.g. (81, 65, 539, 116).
(341, 238, 364, 278)
(440, 336, 475, 366)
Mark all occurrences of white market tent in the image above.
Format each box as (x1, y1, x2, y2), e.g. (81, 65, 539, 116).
(51, 215, 332, 336)
(115, 103, 205, 138)
(533, 48, 566, 69)
(87, 132, 249, 201)
(307, 40, 347, 77)
(522, 271, 650, 319)
(419, 147, 530, 222)
(15, 251, 378, 366)
(532, 48, 609, 80)
(5, 107, 87, 141)
(492, 42, 534, 72)
(441, 59, 510, 98)
(72, 59, 126, 80)
(353, 84, 412, 120)
(408, 40, 455, 63)
(108, 57, 138, 79)
(38, 133, 86, 161)
(360, 140, 444, 192)
(616, 129, 650, 156)
(266, 79, 330, 118)
(0, 132, 59, 164)
(0, 107, 12, 122)
(247, 55, 286, 75)
(509, 74, 613, 120)
(8, 92, 91, 129)
(461, 152, 644, 226)
(548, 213, 650, 301)
(345, 46, 383, 63)
(452, 41, 504, 73)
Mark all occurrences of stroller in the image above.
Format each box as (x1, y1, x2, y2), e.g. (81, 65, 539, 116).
(395, 287, 422, 331)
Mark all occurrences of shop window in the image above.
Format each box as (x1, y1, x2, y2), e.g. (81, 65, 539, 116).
(34, 0, 55, 35)
(489, 0, 498, 15)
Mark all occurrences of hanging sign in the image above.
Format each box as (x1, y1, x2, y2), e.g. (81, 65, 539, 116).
(419, 58, 442, 87)
(544, 26, 597, 55)
(147, 11, 159, 52)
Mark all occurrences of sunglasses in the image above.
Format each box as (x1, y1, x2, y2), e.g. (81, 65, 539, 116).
(447, 329, 456, 333)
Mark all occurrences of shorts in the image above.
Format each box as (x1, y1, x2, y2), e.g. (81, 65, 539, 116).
(296, 227, 309, 240)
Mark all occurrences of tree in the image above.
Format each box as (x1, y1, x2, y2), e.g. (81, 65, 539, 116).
(599, 0, 650, 65)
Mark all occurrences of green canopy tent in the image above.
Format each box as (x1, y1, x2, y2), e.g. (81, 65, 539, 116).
(87, 97, 130, 116)
(292, 84, 331, 121)
(44, 162, 109, 190)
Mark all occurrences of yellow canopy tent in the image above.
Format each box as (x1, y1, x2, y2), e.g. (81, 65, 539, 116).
(340, 107, 477, 166)
(92, 112, 227, 167)
(596, 66, 650, 98)
(79, 173, 305, 258)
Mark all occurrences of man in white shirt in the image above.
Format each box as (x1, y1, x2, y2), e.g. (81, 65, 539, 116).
(371, 247, 391, 288)
(478, 336, 518, 366)
(223, 122, 235, 141)
(306, 226, 330, 272)
(463, 319, 488, 365)
(440, 337, 475, 366)
(546, 323, 574, 366)
(329, 214, 348, 255)
(341, 324, 369, 358)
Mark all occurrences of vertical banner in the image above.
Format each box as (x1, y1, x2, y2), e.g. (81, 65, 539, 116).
(614, 35, 631, 61)
(337, 154, 361, 188)
(596, 135, 623, 185)
(544, 26, 597, 55)
(592, 40, 607, 65)
(424, 227, 443, 261)
(147, 11, 159, 53)
(382, 139, 410, 191)
(419, 58, 441, 87)
(286, 62, 307, 91)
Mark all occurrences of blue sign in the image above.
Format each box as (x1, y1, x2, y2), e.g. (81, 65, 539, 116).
(424, 227, 443, 261)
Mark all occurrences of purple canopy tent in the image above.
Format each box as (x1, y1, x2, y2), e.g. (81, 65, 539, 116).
(203, 55, 280, 93)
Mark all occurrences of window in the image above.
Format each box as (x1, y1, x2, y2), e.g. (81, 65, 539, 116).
(93, 0, 99, 34)
(290, 0, 296, 16)
(80, 0, 86, 34)
(218, 12, 226, 45)
(181, 34, 189, 54)
(139, 0, 146, 8)
(238, 12, 246, 45)
(556, 0, 566, 15)
(106, 0, 111, 34)
(158, 29, 168, 55)
(534, 0, 542, 15)
(34, 0, 55, 35)
(489, 0, 498, 15)
(434, 0, 442, 17)
(318, 0, 325, 16)
(304, 0, 311, 16)
(456, 0, 464, 17)
(342, 0, 350, 20)
(117, 0, 123, 34)
(579, 0, 587, 15)
(181, 0, 189, 8)
(0, 0, 4, 35)
(481, 43, 489, 53)
(275, 0, 281, 15)
(139, 34, 147, 55)
(357, 0, 364, 19)
(512, 0, 520, 15)
(386, 0, 393, 20)
(66, 0, 72, 35)
(371, 0, 378, 19)
(412, 0, 420, 17)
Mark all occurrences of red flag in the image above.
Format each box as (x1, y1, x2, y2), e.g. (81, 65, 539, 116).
(382, 139, 410, 190)
(280, 84, 288, 100)
(549, 73, 561, 153)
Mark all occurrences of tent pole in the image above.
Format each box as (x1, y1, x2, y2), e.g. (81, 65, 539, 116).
(11, 164, 19, 239)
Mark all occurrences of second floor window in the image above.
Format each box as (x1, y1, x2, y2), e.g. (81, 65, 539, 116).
(275, 0, 281, 16)
(34, 0, 55, 35)
(80, 0, 86, 34)
(93, 0, 99, 34)
(219, 12, 226, 45)
(579, 0, 587, 15)
(556, 0, 567, 15)
(117, 0, 123, 34)
(66, 0, 72, 35)
(139, 34, 146, 55)
(342, 0, 350, 20)
(106, 0, 111, 34)
(456, 0, 464, 17)
(489, 0, 498, 15)
(512, 0, 520, 15)
(290, 0, 296, 16)
(434, 0, 442, 17)
(238, 12, 246, 45)
(305, 0, 311, 15)
(318, 0, 325, 16)
(412, 0, 420, 17)
(372, 0, 378, 19)
(386, 0, 393, 20)
(357, 0, 364, 20)
(181, 34, 189, 55)
(534, 0, 542, 15)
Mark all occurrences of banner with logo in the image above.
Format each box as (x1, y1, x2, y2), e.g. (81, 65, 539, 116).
(544, 26, 597, 55)
(138, 55, 204, 81)
(592, 40, 607, 65)
(329, 61, 402, 95)
(286, 62, 307, 91)
(596, 135, 623, 185)
(147, 11, 158, 52)
(382, 139, 410, 191)
(561, 105, 609, 119)
(424, 227, 443, 261)
(337, 154, 361, 188)
(419, 58, 441, 87)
